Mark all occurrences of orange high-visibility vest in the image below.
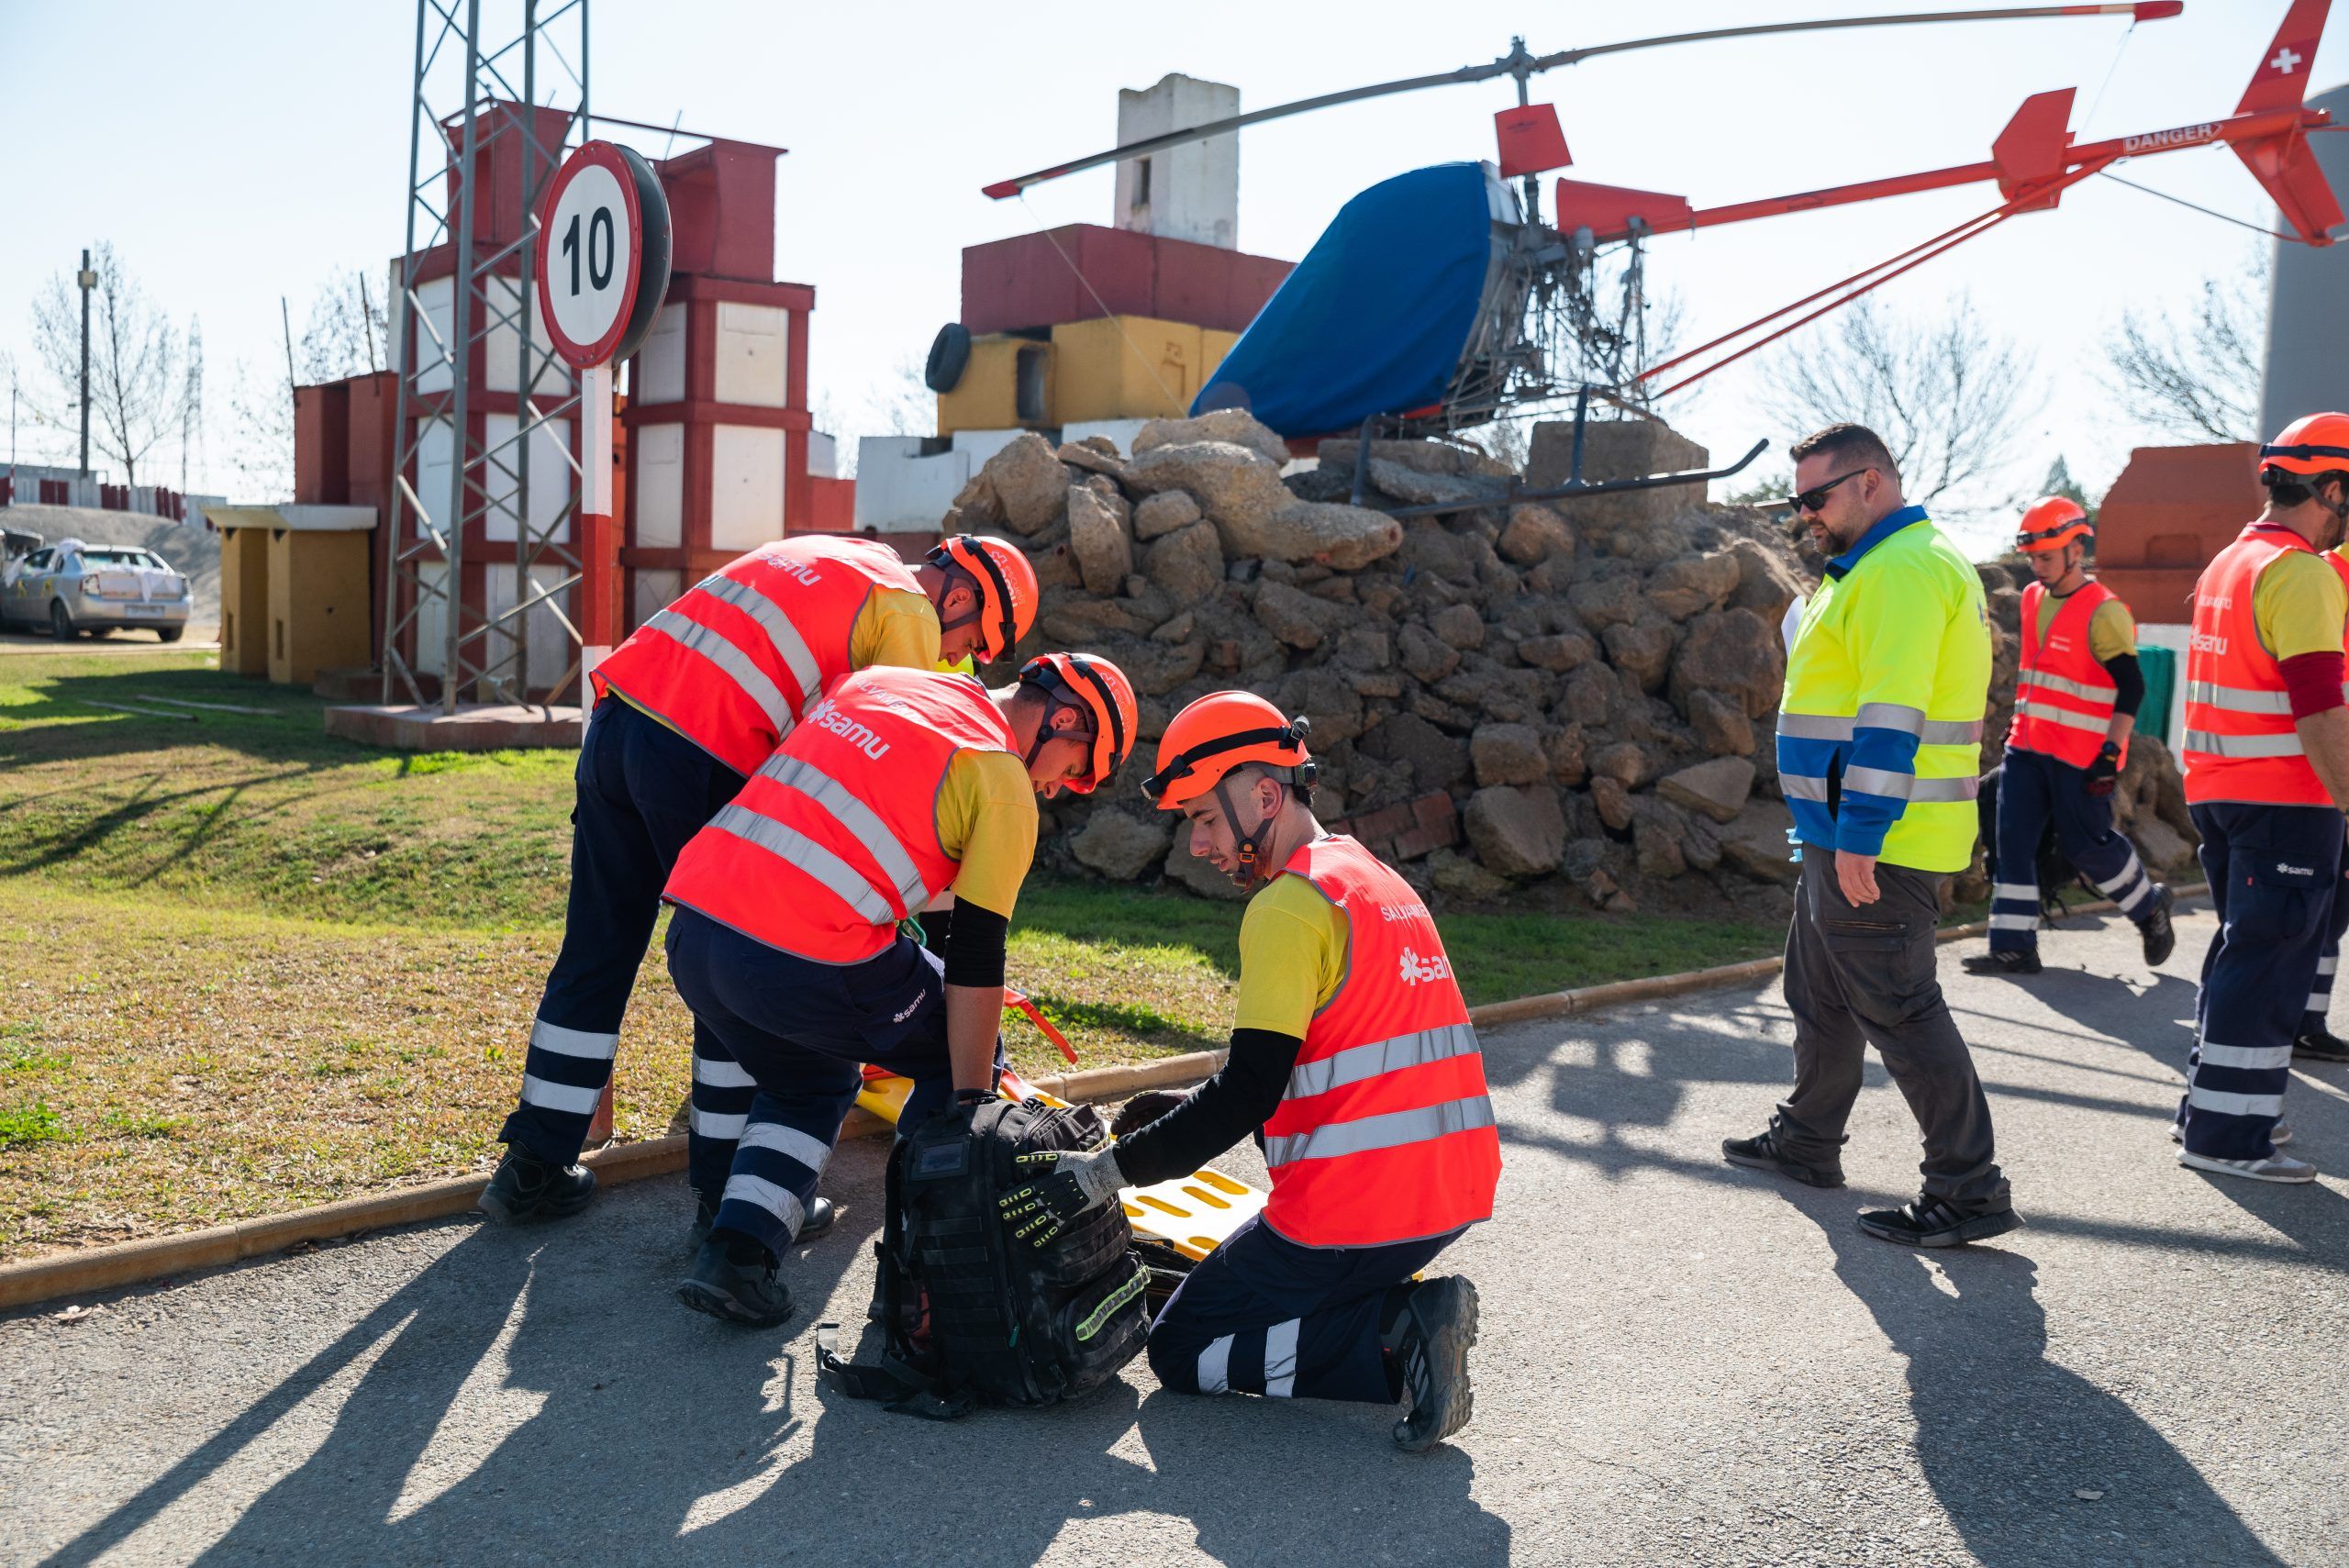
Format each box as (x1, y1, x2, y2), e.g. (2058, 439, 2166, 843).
(2010, 580, 2124, 770)
(662, 669, 1016, 964)
(2182, 522, 2333, 807)
(592, 537, 929, 778)
(1259, 836, 1501, 1250)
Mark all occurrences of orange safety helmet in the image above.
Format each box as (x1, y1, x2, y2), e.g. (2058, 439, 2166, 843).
(2014, 495, 2091, 554)
(1016, 651, 1137, 793)
(1142, 691, 1317, 811)
(2259, 412, 2349, 479)
(927, 534, 1039, 665)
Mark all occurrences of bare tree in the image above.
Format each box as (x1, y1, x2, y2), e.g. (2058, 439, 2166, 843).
(297, 267, 390, 382)
(864, 352, 936, 439)
(28, 243, 187, 486)
(2101, 265, 2262, 443)
(225, 358, 295, 502)
(1758, 293, 2040, 506)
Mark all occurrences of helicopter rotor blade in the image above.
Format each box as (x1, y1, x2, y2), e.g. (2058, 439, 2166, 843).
(982, 3, 2179, 200)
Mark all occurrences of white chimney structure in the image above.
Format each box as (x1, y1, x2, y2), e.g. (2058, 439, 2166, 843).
(1114, 73, 1241, 250)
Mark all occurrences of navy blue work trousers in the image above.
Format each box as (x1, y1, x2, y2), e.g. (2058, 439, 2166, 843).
(1147, 1214, 1465, 1406)
(1987, 748, 2158, 953)
(2186, 802, 2341, 1160)
(498, 700, 752, 1187)
(663, 906, 1002, 1258)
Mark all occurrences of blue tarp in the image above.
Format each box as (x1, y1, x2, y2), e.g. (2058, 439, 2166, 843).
(1192, 162, 1500, 438)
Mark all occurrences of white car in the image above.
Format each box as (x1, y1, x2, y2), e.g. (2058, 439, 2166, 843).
(0, 537, 193, 641)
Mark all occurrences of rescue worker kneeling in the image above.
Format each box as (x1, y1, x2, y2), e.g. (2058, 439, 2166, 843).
(998, 693, 1501, 1452)
(662, 651, 1138, 1325)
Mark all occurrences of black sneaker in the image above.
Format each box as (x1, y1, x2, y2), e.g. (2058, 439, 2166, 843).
(1721, 1124, 1844, 1188)
(2293, 1027, 2349, 1062)
(687, 1193, 836, 1252)
(1962, 949, 2043, 976)
(677, 1238, 794, 1328)
(1855, 1197, 2021, 1249)
(476, 1145, 596, 1224)
(1391, 1276, 1480, 1453)
(2138, 884, 2176, 967)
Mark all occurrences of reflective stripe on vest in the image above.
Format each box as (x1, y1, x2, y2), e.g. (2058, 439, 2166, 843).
(763, 753, 930, 912)
(2010, 580, 2121, 769)
(707, 800, 909, 926)
(1778, 771, 1977, 805)
(1257, 836, 1500, 1250)
(1779, 709, 1983, 745)
(2181, 524, 2332, 806)
(591, 538, 928, 777)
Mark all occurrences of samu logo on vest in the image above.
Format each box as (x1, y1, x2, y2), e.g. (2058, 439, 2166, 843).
(803, 697, 890, 762)
(1397, 946, 1453, 984)
(764, 553, 824, 588)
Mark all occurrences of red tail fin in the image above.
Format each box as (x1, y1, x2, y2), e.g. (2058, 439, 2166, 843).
(2234, 128, 2345, 242)
(2238, 0, 2331, 114)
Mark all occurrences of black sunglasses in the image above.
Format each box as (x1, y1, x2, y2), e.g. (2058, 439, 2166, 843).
(1784, 469, 1869, 515)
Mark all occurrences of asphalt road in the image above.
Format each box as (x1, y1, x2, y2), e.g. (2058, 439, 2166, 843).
(6, 904, 2345, 1567)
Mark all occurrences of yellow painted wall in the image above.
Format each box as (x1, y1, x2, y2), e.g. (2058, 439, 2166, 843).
(219, 528, 270, 676)
(265, 529, 373, 686)
(1049, 315, 1206, 425)
(1203, 328, 1240, 377)
(936, 335, 1054, 437)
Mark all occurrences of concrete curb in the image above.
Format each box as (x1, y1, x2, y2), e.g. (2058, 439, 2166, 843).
(0, 884, 2207, 1313)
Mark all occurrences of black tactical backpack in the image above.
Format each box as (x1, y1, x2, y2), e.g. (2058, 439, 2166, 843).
(816, 1096, 1158, 1418)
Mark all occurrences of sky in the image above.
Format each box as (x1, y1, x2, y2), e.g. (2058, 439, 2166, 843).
(2, 0, 2342, 555)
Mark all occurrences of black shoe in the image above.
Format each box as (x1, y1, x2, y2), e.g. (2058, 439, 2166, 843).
(1855, 1197, 2021, 1249)
(1721, 1124, 1845, 1188)
(476, 1146, 596, 1224)
(1962, 950, 2042, 976)
(688, 1194, 835, 1252)
(2138, 884, 2176, 967)
(677, 1239, 794, 1328)
(1391, 1276, 1480, 1453)
(2294, 1027, 2349, 1062)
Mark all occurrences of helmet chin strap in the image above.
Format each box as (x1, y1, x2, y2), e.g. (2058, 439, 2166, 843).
(1022, 695, 1094, 774)
(1213, 774, 1283, 890)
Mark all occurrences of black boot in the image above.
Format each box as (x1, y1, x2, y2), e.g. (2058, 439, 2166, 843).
(1855, 1195, 2021, 1249)
(1386, 1276, 1480, 1453)
(2138, 884, 2176, 967)
(1721, 1119, 1845, 1188)
(677, 1235, 794, 1328)
(477, 1145, 596, 1224)
(2293, 1026, 2349, 1062)
(1962, 949, 2042, 976)
(688, 1193, 835, 1252)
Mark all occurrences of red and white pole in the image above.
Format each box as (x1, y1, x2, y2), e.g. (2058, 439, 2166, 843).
(579, 358, 619, 1148)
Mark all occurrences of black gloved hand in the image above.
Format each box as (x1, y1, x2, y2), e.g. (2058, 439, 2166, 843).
(1110, 1088, 1191, 1140)
(995, 1146, 1124, 1250)
(2083, 743, 2121, 798)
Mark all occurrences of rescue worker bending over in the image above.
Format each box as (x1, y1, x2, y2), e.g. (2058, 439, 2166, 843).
(663, 652, 1139, 1325)
(1003, 693, 1501, 1453)
(2174, 413, 2349, 1184)
(1966, 497, 2175, 977)
(480, 534, 1039, 1244)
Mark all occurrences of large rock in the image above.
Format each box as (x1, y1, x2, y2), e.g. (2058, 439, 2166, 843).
(1364, 460, 1508, 509)
(1566, 570, 1644, 630)
(1589, 774, 1634, 831)
(1127, 439, 1292, 529)
(1471, 722, 1549, 786)
(1656, 756, 1756, 823)
(1253, 579, 1343, 651)
(1670, 608, 1784, 717)
(1334, 625, 1392, 673)
(1464, 785, 1568, 878)
(1065, 484, 1133, 594)
(1528, 418, 1709, 535)
(1241, 501, 1405, 570)
(1362, 711, 1472, 793)
(1646, 550, 1742, 621)
(981, 432, 1074, 535)
(1603, 616, 1678, 694)
(1070, 809, 1174, 881)
(1163, 821, 1251, 902)
(1317, 437, 1515, 480)
(1556, 663, 1617, 728)
(1275, 667, 1366, 745)
(1519, 629, 1598, 673)
(1719, 799, 1801, 884)
(1426, 847, 1508, 902)
(1132, 489, 1203, 542)
(1431, 604, 1486, 650)
(1544, 724, 1588, 785)
(1142, 521, 1224, 604)
(947, 470, 1004, 528)
(1134, 408, 1290, 469)
(1687, 688, 1756, 757)
(1497, 503, 1575, 565)
(1397, 621, 1461, 684)
(1590, 741, 1653, 789)
(1057, 439, 1133, 486)
(1631, 796, 1688, 879)
(2132, 817, 2194, 877)
(1039, 593, 1151, 644)
(1727, 536, 1809, 622)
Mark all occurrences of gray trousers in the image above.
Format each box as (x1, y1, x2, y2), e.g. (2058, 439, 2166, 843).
(1775, 846, 2010, 1211)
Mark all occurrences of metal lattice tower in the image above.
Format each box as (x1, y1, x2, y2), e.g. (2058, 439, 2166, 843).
(384, 0, 591, 711)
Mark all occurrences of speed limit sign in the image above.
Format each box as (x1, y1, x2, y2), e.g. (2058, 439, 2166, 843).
(535, 140, 672, 369)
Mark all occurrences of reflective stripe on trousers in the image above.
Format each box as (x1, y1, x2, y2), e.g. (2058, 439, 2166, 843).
(1263, 1094, 1497, 1168)
(1285, 1022, 1480, 1102)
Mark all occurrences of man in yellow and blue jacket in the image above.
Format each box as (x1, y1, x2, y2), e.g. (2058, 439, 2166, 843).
(1722, 423, 2019, 1248)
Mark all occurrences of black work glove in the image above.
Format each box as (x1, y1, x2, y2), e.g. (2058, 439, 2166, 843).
(2083, 743, 2121, 798)
(995, 1146, 1124, 1249)
(1110, 1088, 1191, 1140)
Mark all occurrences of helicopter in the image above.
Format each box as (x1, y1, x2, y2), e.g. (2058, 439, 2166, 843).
(984, 2, 2340, 443)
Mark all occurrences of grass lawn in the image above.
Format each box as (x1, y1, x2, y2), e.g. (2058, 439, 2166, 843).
(0, 650, 1786, 1260)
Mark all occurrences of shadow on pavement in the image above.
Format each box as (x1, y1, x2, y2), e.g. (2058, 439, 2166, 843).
(1796, 1200, 2285, 1567)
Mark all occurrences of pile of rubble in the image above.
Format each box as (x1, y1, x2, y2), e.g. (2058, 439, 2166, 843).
(940, 407, 2192, 912)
